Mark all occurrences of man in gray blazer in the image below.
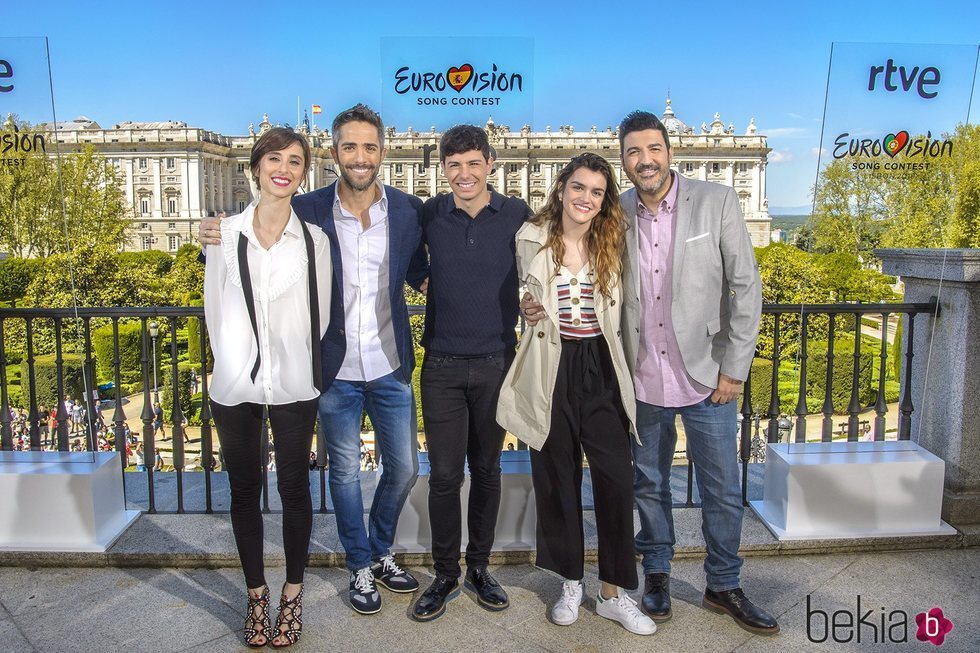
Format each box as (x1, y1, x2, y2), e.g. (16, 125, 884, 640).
(617, 110, 776, 635)
(519, 111, 778, 634)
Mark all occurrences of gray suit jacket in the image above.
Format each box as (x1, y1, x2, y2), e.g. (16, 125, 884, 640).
(621, 174, 762, 389)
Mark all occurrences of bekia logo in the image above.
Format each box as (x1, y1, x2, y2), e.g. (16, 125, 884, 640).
(915, 608, 953, 647)
(393, 61, 524, 107)
(807, 595, 954, 647)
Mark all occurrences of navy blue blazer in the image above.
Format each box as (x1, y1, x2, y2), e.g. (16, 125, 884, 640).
(292, 182, 424, 389)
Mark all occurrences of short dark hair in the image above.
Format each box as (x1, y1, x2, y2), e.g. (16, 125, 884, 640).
(439, 124, 491, 162)
(332, 103, 385, 148)
(249, 127, 311, 188)
(618, 111, 671, 151)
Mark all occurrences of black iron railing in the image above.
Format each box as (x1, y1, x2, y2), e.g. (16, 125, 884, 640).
(0, 300, 940, 513)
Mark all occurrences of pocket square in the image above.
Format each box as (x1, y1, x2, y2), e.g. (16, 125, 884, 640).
(686, 232, 710, 243)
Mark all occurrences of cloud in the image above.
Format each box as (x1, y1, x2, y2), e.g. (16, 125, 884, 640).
(764, 127, 807, 137)
(769, 149, 794, 163)
(811, 147, 828, 158)
(786, 112, 803, 119)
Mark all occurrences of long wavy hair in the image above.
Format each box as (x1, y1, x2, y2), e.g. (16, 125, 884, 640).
(530, 153, 625, 297)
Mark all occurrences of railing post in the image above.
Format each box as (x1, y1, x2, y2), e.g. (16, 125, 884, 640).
(821, 315, 836, 442)
(54, 318, 70, 451)
(847, 312, 862, 440)
(794, 312, 809, 443)
(25, 318, 40, 451)
(874, 312, 890, 440)
(198, 321, 214, 514)
(140, 318, 157, 513)
(767, 314, 781, 442)
(169, 320, 185, 513)
(111, 318, 129, 478)
(0, 318, 11, 451)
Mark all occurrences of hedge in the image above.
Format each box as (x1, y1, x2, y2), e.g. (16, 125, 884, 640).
(805, 338, 875, 413)
(186, 298, 213, 372)
(19, 353, 87, 408)
(161, 362, 196, 423)
(92, 322, 144, 386)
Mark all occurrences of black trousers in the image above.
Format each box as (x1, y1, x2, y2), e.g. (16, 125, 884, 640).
(421, 350, 513, 579)
(530, 337, 638, 589)
(211, 398, 318, 589)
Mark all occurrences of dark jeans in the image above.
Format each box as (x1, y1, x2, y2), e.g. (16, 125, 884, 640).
(211, 398, 318, 589)
(530, 337, 637, 589)
(421, 350, 513, 579)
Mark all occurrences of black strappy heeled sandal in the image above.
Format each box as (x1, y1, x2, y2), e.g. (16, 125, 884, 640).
(244, 586, 272, 648)
(271, 585, 304, 648)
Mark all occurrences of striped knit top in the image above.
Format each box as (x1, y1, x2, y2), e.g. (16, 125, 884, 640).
(557, 265, 602, 339)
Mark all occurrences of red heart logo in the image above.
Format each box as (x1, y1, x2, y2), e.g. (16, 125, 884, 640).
(883, 131, 909, 158)
(447, 64, 473, 92)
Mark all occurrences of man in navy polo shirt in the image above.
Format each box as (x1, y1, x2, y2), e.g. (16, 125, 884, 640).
(410, 125, 531, 621)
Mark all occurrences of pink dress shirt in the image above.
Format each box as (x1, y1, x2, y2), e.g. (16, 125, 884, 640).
(633, 173, 713, 407)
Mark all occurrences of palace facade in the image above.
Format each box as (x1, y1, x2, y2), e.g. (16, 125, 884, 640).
(42, 101, 771, 252)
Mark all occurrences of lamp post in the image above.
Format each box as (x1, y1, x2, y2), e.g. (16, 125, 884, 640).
(149, 321, 160, 404)
(777, 415, 793, 443)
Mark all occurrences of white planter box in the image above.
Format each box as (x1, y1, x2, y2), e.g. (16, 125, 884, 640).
(393, 452, 536, 554)
(750, 441, 956, 540)
(0, 451, 141, 552)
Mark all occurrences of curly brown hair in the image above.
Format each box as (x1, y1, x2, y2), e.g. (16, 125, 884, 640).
(530, 153, 625, 297)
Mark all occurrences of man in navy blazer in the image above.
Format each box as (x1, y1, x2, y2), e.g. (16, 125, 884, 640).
(199, 105, 425, 617)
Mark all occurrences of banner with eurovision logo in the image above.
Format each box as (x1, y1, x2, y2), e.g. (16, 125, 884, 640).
(380, 37, 533, 129)
(1, 37, 56, 183)
(812, 42, 978, 237)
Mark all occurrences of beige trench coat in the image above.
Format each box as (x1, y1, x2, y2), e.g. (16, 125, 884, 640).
(495, 221, 638, 451)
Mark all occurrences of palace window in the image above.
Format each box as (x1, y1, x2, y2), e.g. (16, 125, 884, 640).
(139, 197, 150, 215)
(168, 235, 180, 252)
(531, 163, 541, 174)
(167, 222, 176, 230)
(395, 164, 403, 174)
(141, 237, 152, 251)
(685, 163, 694, 173)
(711, 162, 720, 174)
(168, 198, 177, 214)
(138, 158, 148, 169)
(166, 157, 176, 169)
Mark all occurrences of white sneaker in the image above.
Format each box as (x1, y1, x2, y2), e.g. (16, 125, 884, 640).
(551, 580, 584, 626)
(596, 591, 658, 635)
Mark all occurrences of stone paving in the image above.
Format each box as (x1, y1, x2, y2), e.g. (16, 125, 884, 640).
(1, 546, 978, 652)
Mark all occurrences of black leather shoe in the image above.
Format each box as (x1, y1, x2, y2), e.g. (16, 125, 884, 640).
(412, 576, 459, 622)
(464, 566, 509, 611)
(703, 588, 780, 635)
(641, 573, 672, 622)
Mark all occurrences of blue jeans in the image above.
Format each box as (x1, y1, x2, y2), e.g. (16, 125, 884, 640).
(319, 371, 419, 572)
(633, 397, 743, 591)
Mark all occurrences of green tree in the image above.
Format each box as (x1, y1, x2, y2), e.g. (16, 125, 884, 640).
(166, 244, 205, 304)
(0, 257, 43, 305)
(0, 120, 131, 257)
(811, 159, 889, 259)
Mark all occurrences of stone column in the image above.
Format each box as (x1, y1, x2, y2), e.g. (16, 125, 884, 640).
(878, 248, 980, 525)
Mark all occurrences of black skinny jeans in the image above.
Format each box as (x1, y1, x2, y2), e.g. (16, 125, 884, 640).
(211, 399, 318, 589)
(421, 350, 513, 579)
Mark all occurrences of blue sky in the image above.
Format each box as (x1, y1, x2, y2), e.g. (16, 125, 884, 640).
(2, 0, 978, 208)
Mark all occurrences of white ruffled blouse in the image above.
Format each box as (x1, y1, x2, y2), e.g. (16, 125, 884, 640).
(204, 203, 331, 406)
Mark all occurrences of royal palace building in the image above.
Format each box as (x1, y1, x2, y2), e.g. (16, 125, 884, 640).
(41, 101, 771, 252)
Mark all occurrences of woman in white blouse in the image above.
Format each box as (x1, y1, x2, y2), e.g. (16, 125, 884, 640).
(204, 127, 330, 648)
(497, 154, 656, 636)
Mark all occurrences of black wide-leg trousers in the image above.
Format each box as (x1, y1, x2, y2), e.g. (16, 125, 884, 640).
(211, 398, 318, 589)
(530, 337, 638, 590)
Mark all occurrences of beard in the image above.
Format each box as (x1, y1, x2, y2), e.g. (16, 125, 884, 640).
(630, 165, 670, 196)
(339, 164, 379, 192)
